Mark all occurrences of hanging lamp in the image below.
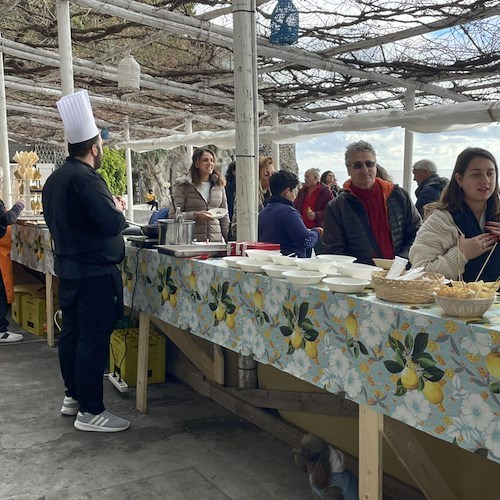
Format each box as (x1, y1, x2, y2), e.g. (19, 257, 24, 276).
(117, 53, 141, 91)
(269, 0, 299, 45)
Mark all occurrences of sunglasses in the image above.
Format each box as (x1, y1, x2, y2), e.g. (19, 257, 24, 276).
(349, 161, 376, 170)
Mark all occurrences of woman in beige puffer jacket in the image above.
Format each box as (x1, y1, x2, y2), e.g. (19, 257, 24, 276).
(169, 148, 229, 242)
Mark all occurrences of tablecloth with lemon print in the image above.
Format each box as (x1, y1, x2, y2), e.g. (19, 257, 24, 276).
(123, 246, 500, 464)
(10, 225, 500, 464)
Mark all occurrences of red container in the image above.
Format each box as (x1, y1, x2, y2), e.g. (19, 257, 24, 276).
(227, 241, 280, 256)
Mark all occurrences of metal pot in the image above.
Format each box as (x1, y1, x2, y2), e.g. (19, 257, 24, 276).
(158, 219, 195, 245)
(125, 220, 159, 239)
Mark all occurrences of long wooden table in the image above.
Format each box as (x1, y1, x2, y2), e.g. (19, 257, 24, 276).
(12, 225, 500, 499)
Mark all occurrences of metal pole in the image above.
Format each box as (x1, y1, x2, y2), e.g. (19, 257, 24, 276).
(185, 118, 193, 165)
(402, 90, 415, 194)
(0, 34, 12, 202)
(233, 0, 258, 242)
(271, 109, 280, 170)
(124, 118, 134, 221)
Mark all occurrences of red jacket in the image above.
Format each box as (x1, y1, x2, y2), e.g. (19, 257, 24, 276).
(294, 182, 333, 227)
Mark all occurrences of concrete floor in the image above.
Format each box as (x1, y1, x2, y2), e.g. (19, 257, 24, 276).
(0, 321, 312, 500)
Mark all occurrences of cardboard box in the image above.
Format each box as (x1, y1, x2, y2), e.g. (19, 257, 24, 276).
(109, 329, 166, 387)
(227, 241, 280, 256)
(21, 292, 58, 337)
(12, 284, 46, 326)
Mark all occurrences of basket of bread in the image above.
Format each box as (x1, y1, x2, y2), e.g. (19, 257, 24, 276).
(434, 280, 498, 317)
(372, 270, 445, 304)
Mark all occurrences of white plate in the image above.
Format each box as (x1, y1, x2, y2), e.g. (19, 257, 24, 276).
(270, 254, 299, 266)
(322, 277, 370, 293)
(372, 258, 395, 270)
(222, 256, 242, 268)
(207, 208, 228, 219)
(237, 259, 263, 273)
(295, 258, 333, 273)
(282, 270, 326, 285)
(336, 262, 383, 280)
(317, 255, 356, 265)
(261, 264, 298, 278)
(245, 249, 279, 262)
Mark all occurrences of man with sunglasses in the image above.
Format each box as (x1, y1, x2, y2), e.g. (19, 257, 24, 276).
(323, 141, 421, 264)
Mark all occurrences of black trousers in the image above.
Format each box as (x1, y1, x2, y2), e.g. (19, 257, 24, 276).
(58, 272, 120, 414)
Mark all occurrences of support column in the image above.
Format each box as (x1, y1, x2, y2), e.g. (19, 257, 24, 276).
(271, 109, 280, 170)
(402, 90, 415, 194)
(0, 34, 11, 202)
(56, 1, 74, 97)
(185, 118, 193, 165)
(233, 0, 258, 243)
(124, 118, 134, 221)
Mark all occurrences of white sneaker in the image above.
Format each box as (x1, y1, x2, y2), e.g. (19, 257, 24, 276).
(0, 331, 23, 343)
(61, 396, 79, 416)
(74, 410, 130, 432)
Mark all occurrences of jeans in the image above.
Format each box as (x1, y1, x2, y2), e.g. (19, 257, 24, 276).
(58, 273, 120, 414)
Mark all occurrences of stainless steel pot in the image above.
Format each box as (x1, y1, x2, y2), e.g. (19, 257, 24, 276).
(158, 219, 195, 245)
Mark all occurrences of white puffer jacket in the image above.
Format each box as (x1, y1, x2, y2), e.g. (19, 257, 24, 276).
(169, 174, 229, 242)
(409, 209, 468, 280)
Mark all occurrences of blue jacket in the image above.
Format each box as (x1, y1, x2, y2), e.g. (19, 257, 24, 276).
(258, 196, 321, 257)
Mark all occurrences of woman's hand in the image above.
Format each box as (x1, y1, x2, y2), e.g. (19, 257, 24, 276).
(459, 233, 497, 260)
(485, 221, 500, 238)
(196, 211, 212, 221)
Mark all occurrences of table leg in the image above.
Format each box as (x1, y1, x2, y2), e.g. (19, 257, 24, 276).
(359, 404, 383, 499)
(136, 311, 150, 413)
(45, 273, 54, 347)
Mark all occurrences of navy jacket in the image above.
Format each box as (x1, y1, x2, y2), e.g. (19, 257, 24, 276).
(415, 174, 448, 217)
(258, 196, 321, 257)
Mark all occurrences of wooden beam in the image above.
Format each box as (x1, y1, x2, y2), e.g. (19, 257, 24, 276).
(225, 388, 358, 417)
(150, 318, 214, 381)
(45, 273, 54, 347)
(359, 405, 384, 500)
(383, 417, 457, 500)
(136, 312, 150, 413)
(213, 345, 225, 385)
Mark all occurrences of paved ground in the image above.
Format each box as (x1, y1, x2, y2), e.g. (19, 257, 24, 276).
(0, 321, 312, 500)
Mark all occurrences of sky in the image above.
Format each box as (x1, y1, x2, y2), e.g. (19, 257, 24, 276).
(296, 123, 500, 200)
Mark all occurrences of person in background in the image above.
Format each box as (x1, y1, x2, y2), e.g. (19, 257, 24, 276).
(169, 148, 229, 242)
(323, 140, 421, 264)
(294, 168, 333, 255)
(375, 164, 392, 182)
(230, 155, 275, 239)
(259, 170, 323, 258)
(320, 170, 341, 197)
(409, 147, 500, 281)
(0, 198, 25, 343)
(225, 161, 236, 221)
(42, 90, 129, 432)
(145, 189, 159, 211)
(293, 433, 359, 500)
(412, 159, 448, 218)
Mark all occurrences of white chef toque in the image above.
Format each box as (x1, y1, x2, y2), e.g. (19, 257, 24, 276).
(56, 90, 100, 144)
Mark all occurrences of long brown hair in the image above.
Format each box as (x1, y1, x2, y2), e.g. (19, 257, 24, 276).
(435, 147, 500, 219)
(189, 148, 225, 187)
(293, 434, 331, 490)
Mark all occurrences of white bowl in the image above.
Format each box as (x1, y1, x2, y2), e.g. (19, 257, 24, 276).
(372, 258, 395, 270)
(336, 262, 383, 280)
(245, 249, 279, 262)
(295, 258, 333, 273)
(317, 255, 356, 268)
(261, 264, 298, 278)
(270, 254, 300, 266)
(282, 270, 326, 285)
(322, 277, 370, 293)
(222, 256, 242, 268)
(237, 259, 263, 273)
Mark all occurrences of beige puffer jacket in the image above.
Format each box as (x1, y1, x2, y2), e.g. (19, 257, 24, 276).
(169, 174, 229, 242)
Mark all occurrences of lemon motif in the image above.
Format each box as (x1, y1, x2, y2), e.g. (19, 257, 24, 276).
(422, 381, 444, 404)
(291, 328, 303, 349)
(401, 366, 419, 390)
(226, 313, 235, 329)
(161, 288, 169, 302)
(215, 304, 226, 321)
(127, 280, 133, 292)
(485, 351, 500, 379)
(254, 290, 264, 309)
(188, 274, 196, 289)
(345, 313, 358, 338)
(169, 294, 177, 307)
(304, 341, 318, 360)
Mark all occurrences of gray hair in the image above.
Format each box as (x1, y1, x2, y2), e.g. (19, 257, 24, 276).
(345, 140, 377, 166)
(412, 159, 437, 173)
(305, 168, 320, 179)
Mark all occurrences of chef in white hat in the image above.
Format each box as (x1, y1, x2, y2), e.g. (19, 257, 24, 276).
(42, 90, 130, 432)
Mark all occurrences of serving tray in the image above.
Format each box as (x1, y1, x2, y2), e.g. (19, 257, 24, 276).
(157, 243, 227, 258)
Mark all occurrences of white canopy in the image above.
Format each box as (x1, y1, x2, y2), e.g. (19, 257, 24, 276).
(120, 100, 500, 152)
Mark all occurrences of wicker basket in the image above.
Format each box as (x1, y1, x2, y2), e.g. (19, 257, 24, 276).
(372, 270, 444, 304)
